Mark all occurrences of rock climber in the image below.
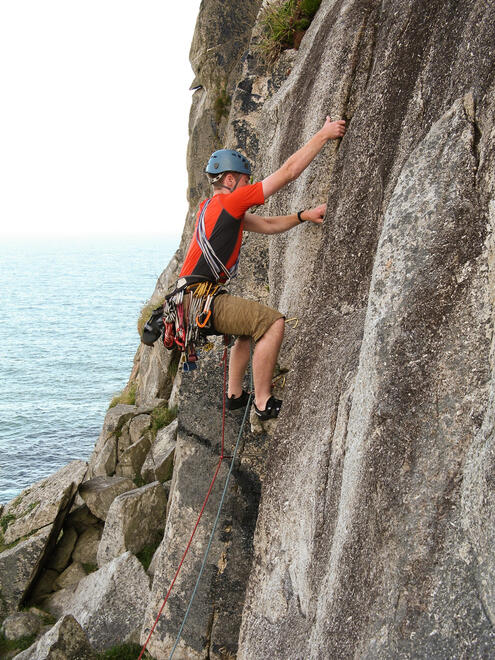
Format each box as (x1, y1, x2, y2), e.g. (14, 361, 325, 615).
(179, 116, 346, 420)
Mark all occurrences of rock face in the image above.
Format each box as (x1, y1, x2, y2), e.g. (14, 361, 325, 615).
(14, 614, 97, 660)
(87, 404, 136, 477)
(58, 552, 150, 651)
(141, 348, 264, 659)
(71, 526, 102, 564)
(53, 562, 87, 590)
(230, 1, 495, 659)
(79, 476, 135, 521)
(1, 611, 41, 641)
(46, 527, 78, 572)
(0, 526, 53, 617)
(1, 461, 87, 546)
(142, 0, 495, 657)
(97, 481, 167, 566)
(141, 419, 177, 483)
(3, 1, 495, 658)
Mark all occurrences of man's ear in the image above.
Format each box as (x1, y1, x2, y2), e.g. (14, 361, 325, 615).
(223, 172, 235, 189)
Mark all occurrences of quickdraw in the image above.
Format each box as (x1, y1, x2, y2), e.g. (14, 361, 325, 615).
(142, 280, 226, 372)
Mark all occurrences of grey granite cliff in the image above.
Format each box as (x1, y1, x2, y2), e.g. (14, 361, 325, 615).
(2, 1, 495, 658)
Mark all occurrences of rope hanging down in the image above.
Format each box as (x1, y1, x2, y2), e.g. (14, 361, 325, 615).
(169, 357, 253, 658)
(138, 344, 252, 660)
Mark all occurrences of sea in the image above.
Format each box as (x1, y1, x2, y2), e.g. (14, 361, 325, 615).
(0, 235, 179, 505)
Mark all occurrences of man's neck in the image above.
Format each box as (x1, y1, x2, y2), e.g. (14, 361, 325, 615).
(213, 186, 230, 195)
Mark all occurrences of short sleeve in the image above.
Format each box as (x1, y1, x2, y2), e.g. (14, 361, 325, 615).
(221, 182, 265, 219)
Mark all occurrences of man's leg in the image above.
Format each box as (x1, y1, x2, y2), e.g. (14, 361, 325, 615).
(213, 294, 284, 409)
(252, 317, 284, 411)
(228, 336, 251, 398)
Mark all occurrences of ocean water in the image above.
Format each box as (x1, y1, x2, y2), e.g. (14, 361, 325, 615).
(0, 235, 179, 504)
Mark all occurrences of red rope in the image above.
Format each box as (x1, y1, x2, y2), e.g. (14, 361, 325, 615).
(138, 347, 228, 660)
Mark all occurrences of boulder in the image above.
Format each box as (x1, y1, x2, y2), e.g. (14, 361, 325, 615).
(129, 414, 151, 444)
(53, 562, 87, 590)
(141, 420, 177, 483)
(134, 339, 175, 408)
(71, 526, 102, 565)
(64, 505, 99, 533)
(1, 461, 87, 546)
(1, 612, 41, 641)
(89, 436, 117, 477)
(78, 476, 135, 520)
(41, 587, 77, 620)
(45, 527, 78, 572)
(87, 404, 136, 478)
(56, 552, 150, 651)
(116, 422, 132, 458)
(97, 481, 167, 566)
(0, 525, 52, 617)
(115, 432, 152, 479)
(13, 614, 97, 660)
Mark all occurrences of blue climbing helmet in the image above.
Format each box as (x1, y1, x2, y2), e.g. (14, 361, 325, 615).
(205, 149, 252, 182)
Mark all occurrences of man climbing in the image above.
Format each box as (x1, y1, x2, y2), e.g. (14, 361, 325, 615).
(178, 116, 346, 420)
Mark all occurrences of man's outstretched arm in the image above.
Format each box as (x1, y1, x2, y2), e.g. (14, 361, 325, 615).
(262, 116, 346, 200)
(243, 204, 327, 234)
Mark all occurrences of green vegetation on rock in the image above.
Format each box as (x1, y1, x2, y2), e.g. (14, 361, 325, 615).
(0, 502, 41, 549)
(133, 475, 146, 488)
(0, 631, 37, 655)
(0, 527, 38, 553)
(109, 382, 137, 409)
(97, 642, 154, 659)
(214, 87, 231, 123)
(82, 562, 98, 575)
(0, 514, 16, 533)
(136, 540, 161, 572)
(167, 350, 180, 380)
(150, 405, 178, 437)
(19, 501, 40, 518)
(259, 0, 322, 60)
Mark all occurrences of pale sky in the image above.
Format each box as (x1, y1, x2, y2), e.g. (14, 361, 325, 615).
(0, 0, 202, 238)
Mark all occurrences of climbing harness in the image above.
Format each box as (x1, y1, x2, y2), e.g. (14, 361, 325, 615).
(164, 279, 226, 370)
(138, 342, 253, 660)
(141, 278, 227, 372)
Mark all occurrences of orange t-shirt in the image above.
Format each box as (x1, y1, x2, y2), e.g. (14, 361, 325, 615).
(179, 182, 265, 281)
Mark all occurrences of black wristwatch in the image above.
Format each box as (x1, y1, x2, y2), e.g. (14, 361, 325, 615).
(297, 211, 305, 223)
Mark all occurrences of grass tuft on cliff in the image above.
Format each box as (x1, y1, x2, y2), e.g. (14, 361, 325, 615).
(0, 513, 15, 532)
(97, 642, 155, 659)
(136, 540, 161, 571)
(214, 87, 231, 124)
(109, 382, 137, 409)
(150, 405, 178, 437)
(259, 0, 322, 60)
(0, 632, 37, 656)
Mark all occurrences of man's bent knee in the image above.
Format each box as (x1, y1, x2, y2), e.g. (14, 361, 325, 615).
(259, 316, 285, 342)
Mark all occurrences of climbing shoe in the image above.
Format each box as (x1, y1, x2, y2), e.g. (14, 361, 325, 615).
(226, 390, 250, 411)
(253, 396, 282, 421)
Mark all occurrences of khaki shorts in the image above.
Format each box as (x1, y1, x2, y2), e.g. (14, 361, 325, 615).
(212, 294, 283, 342)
